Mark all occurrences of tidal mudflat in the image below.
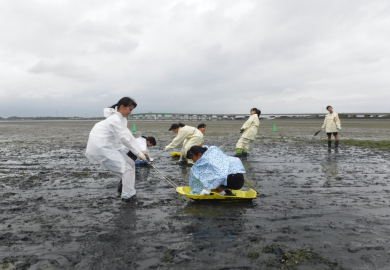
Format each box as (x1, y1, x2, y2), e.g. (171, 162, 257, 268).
(1, 119, 390, 269)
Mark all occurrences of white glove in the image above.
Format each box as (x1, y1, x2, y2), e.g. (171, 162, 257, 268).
(165, 146, 170, 151)
(137, 152, 147, 161)
(338, 127, 341, 130)
(200, 189, 211, 195)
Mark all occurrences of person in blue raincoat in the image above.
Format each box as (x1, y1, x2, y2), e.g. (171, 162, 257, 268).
(186, 146, 246, 195)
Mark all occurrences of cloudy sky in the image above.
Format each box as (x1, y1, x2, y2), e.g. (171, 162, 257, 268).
(0, 0, 389, 117)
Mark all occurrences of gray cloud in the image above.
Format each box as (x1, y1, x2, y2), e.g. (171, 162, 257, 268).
(0, 0, 390, 117)
(28, 61, 96, 81)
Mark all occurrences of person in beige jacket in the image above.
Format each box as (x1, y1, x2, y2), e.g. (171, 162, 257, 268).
(321, 105, 341, 148)
(235, 108, 261, 157)
(165, 123, 204, 165)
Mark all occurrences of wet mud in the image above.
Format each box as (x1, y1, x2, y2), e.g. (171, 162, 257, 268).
(1, 120, 390, 269)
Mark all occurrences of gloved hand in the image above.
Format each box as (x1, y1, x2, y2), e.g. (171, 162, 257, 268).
(165, 146, 170, 151)
(200, 189, 211, 195)
(338, 127, 341, 130)
(239, 128, 245, 133)
(137, 152, 147, 161)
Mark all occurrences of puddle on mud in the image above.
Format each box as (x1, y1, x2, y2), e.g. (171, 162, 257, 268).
(1, 120, 390, 269)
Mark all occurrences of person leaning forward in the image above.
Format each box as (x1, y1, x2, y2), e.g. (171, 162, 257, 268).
(165, 123, 203, 165)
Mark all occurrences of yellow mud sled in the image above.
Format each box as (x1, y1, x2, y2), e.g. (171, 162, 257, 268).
(176, 186, 257, 201)
(147, 162, 257, 202)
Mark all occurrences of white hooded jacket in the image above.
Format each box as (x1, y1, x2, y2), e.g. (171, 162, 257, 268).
(321, 112, 341, 133)
(85, 108, 141, 173)
(240, 114, 260, 140)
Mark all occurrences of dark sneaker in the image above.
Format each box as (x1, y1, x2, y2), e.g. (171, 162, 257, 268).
(234, 153, 242, 157)
(121, 196, 137, 204)
(224, 189, 236, 196)
(242, 152, 248, 157)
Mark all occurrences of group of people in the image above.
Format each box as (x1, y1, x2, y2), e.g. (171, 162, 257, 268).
(85, 97, 342, 202)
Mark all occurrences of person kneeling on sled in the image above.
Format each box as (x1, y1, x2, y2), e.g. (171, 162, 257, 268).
(186, 145, 246, 195)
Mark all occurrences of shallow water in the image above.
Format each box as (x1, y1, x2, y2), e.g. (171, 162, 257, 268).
(1, 120, 390, 269)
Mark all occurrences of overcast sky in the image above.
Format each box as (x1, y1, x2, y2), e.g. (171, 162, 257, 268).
(0, 0, 389, 117)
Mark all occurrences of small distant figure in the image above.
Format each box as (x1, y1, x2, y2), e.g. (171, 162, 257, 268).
(235, 108, 261, 157)
(165, 123, 204, 165)
(197, 123, 207, 146)
(321, 105, 341, 148)
(186, 146, 246, 195)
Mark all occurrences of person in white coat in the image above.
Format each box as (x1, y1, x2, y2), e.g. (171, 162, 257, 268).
(85, 97, 146, 202)
(235, 108, 261, 157)
(321, 105, 341, 148)
(136, 136, 156, 161)
(165, 123, 204, 165)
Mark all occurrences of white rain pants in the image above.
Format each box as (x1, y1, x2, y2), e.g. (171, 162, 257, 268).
(236, 137, 254, 151)
(119, 150, 136, 199)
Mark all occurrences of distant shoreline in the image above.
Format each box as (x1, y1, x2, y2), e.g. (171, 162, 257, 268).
(0, 117, 389, 122)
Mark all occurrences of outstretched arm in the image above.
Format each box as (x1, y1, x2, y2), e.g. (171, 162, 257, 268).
(165, 129, 188, 150)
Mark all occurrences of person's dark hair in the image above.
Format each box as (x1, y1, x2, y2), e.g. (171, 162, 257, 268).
(251, 108, 261, 118)
(326, 105, 332, 110)
(197, 123, 206, 129)
(110, 97, 137, 109)
(168, 122, 185, 131)
(186, 146, 207, 160)
(142, 136, 156, 146)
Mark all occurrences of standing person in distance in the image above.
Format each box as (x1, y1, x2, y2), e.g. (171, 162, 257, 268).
(165, 123, 204, 165)
(85, 97, 146, 203)
(321, 105, 341, 148)
(235, 108, 261, 157)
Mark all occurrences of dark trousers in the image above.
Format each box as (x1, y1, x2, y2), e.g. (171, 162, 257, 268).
(222, 173, 244, 190)
(127, 150, 137, 161)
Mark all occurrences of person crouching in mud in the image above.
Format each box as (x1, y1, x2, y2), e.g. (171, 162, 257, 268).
(321, 105, 341, 148)
(165, 123, 203, 166)
(186, 146, 246, 195)
(126, 136, 157, 162)
(85, 97, 146, 203)
(235, 108, 261, 157)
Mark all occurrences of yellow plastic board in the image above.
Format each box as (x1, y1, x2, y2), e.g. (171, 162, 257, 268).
(171, 152, 181, 157)
(176, 186, 257, 201)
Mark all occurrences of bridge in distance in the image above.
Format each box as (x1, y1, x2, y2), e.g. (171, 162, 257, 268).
(127, 112, 390, 121)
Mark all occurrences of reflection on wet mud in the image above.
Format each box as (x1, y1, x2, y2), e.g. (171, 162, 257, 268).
(181, 202, 249, 243)
(321, 151, 339, 187)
